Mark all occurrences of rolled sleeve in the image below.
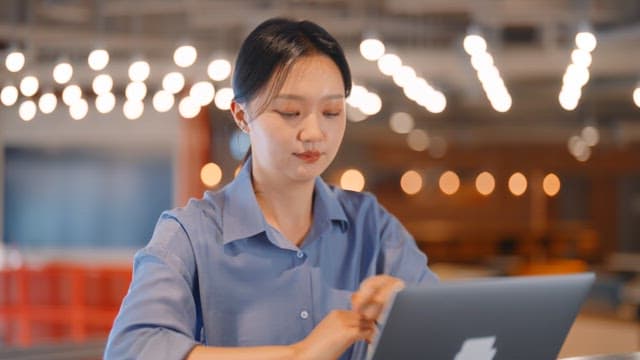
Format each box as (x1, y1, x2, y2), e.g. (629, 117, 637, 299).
(104, 219, 200, 360)
(377, 208, 439, 285)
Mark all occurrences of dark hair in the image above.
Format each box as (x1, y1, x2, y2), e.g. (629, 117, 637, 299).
(232, 17, 352, 113)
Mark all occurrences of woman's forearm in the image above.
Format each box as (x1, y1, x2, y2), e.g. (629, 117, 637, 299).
(186, 344, 300, 360)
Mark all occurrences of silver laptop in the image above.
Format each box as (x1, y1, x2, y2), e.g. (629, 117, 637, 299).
(367, 273, 595, 360)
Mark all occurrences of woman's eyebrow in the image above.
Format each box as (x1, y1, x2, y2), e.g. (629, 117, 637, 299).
(274, 94, 345, 101)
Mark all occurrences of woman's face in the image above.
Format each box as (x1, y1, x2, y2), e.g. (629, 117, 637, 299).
(242, 54, 347, 184)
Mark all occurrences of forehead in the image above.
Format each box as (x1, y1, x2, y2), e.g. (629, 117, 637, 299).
(276, 55, 345, 97)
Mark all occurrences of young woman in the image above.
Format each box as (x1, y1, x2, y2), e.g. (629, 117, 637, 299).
(105, 17, 438, 360)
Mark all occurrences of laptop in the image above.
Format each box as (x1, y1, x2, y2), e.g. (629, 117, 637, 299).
(367, 272, 595, 360)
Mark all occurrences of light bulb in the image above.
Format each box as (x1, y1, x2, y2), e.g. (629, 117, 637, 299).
(125, 81, 147, 101)
(358, 92, 381, 116)
(0, 85, 19, 106)
(575, 31, 597, 52)
(128, 60, 150, 82)
(377, 53, 402, 76)
(389, 112, 414, 134)
(88, 49, 109, 71)
(359, 38, 385, 61)
(38, 93, 57, 114)
(190, 81, 215, 106)
(174, 45, 198, 68)
(19, 100, 37, 121)
(19, 76, 39, 97)
(123, 99, 144, 120)
(633, 86, 640, 108)
(214, 87, 234, 110)
(95, 93, 116, 114)
(207, 59, 232, 81)
(178, 96, 201, 118)
(92, 74, 113, 95)
(463, 34, 487, 55)
(69, 98, 89, 120)
(5, 50, 25, 72)
(62, 85, 82, 106)
(152, 90, 174, 113)
(53, 62, 73, 84)
(163, 72, 185, 94)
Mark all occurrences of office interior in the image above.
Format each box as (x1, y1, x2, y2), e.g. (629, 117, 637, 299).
(0, 0, 639, 358)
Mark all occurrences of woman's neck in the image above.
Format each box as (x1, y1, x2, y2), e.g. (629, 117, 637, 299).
(251, 166, 315, 247)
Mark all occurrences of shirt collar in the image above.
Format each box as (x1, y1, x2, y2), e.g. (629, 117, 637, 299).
(221, 158, 267, 244)
(221, 157, 350, 245)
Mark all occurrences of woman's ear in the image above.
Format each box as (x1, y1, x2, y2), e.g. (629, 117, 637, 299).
(230, 100, 250, 133)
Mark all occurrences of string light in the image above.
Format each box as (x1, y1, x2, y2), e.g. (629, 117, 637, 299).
(1, 85, 19, 106)
(125, 81, 147, 101)
(92, 74, 113, 95)
(346, 84, 381, 116)
(389, 112, 414, 134)
(543, 173, 561, 197)
(214, 87, 234, 110)
(377, 53, 402, 76)
(407, 129, 429, 151)
(475, 171, 495, 196)
(200, 162, 223, 187)
(123, 99, 144, 120)
(360, 37, 385, 61)
(95, 93, 116, 114)
(128, 60, 150, 82)
(174, 44, 198, 68)
(62, 84, 82, 106)
(19, 75, 39, 97)
(559, 28, 596, 111)
(400, 170, 422, 195)
(633, 83, 640, 108)
(340, 169, 365, 192)
(207, 59, 232, 81)
(53, 61, 73, 84)
(69, 98, 89, 120)
(190, 81, 215, 106)
(5, 50, 25, 72)
(162, 72, 185, 94)
(88, 49, 109, 71)
(178, 96, 201, 118)
(439, 171, 460, 195)
(38, 93, 57, 114)
(464, 30, 512, 112)
(152, 90, 175, 113)
(18, 100, 37, 121)
(508, 172, 527, 196)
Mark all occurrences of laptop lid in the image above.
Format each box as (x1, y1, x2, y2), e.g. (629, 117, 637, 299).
(368, 273, 595, 360)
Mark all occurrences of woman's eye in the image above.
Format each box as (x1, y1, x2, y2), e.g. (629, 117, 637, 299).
(324, 111, 342, 118)
(276, 110, 300, 118)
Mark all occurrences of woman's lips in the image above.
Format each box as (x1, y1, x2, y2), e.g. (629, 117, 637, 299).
(294, 151, 321, 163)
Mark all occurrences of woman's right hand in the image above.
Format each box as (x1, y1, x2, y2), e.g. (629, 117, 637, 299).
(292, 310, 375, 360)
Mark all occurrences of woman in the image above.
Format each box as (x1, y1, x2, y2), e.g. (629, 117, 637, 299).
(105, 17, 438, 360)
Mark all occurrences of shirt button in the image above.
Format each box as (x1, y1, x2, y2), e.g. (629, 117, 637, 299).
(300, 310, 309, 319)
(296, 251, 304, 258)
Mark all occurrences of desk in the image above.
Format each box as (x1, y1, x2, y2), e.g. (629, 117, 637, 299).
(561, 353, 640, 360)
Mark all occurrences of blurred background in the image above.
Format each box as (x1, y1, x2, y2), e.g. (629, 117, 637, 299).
(0, 0, 639, 358)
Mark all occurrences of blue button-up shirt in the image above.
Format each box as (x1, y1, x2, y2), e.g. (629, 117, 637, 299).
(105, 159, 438, 360)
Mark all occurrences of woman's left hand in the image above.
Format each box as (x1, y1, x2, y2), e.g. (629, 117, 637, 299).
(350, 275, 405, 323)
